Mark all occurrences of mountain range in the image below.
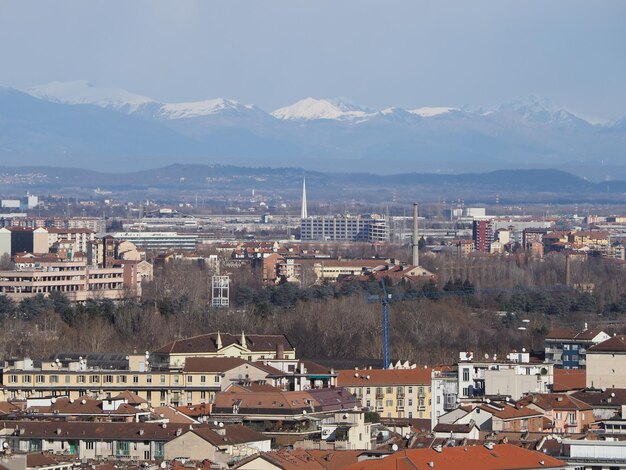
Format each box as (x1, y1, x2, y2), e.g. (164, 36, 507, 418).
(1, 80, 625, 176)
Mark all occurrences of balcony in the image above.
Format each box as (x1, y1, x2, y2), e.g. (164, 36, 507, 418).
(375, 392, 384, 399)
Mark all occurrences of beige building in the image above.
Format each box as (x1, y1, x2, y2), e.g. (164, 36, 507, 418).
(586, 335, 626, 389)
(0, 333, 297, 407)
(336, 368, 432, 420)
(0, 260, 139, 302)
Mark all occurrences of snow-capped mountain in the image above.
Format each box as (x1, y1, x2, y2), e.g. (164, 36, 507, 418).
(409, 106, 458, 117)
(498, 95, 593, 125)
(24, 81, 261, 121)
(6, 81, 625, 174)
(26, 80, 155, 114)
(271, 97, 373, 121)
(156, 98, 260, 120)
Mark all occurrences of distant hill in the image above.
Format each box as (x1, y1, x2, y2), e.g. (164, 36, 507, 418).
(0, 164, 623, 200)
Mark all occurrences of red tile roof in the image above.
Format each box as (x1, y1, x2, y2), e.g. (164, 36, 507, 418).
(552, 369, 586, 392)
(337, 368, 432, 387)
(588, 335, 626, 353)
(343, 444, 565, 470)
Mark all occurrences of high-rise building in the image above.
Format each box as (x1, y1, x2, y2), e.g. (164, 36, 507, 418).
(300, 214, 388, 242)
(472, 219, 494, 252)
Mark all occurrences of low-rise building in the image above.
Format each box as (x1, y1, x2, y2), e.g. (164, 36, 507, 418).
(337, 368, 432, 420)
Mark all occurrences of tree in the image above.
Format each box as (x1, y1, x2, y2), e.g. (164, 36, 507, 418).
(0, 253, 14, 270)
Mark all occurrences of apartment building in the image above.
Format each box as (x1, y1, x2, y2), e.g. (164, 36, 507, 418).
(112, 232, 198, 251)
(47, 228, 96, 254)
(0, 260, 139, 302)
(586, 335, 626, 389)
(0, 421, 269, 465)
(544, 325, 610, 369)
(300, 215, 388, 242)
(0, 227, 48, 257)
(336, 368, 432, 420)
(472, 219, 494, 252)
(0, 333, 299, 406)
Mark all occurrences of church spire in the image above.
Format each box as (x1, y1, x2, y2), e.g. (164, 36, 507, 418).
(216, 331, 222, 349)
(241, 331, 247, 349)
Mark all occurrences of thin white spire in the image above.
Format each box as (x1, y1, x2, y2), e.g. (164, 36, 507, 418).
(301, 176, 308, 219)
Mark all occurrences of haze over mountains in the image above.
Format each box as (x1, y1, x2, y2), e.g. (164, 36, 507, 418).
(2, 80, 625, 177)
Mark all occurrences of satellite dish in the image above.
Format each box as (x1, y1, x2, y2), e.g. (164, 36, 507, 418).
(303, 410, 307, 415)
(522, 348, 526, 353)
(219, 422, 224, 428)
(160, 462, 166, 469)
(484, 354, 490, 359)
(391, 444, 399, 451)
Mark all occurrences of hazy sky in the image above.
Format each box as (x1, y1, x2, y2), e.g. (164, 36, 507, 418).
(1, 0, 625, 119)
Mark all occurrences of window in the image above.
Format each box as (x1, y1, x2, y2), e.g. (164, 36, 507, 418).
(397, 386, 403, 394)
(288, 365, 295, 372)
(36, 375, 45, 384)
(86, 441, 94, 450)
(419, 398, 425, 406)
(568, 412, 576, 425)
(117, 375, 127, 384)
(408, 412, 413, 419)
(133, 376, 139, 384)
(563, 344, 570, 350)
(104, 375, 113, 384)
(146, 391, 152, 402)
(215, 376, 220, 383)
(160, 375, 166, 384)
(201, 375, 206, 384)
(200, 391, 206, 401)
(187, 391, 192, 403)
(8, 375, 17, 384)
(418, 386, 424, 395)
(366, 400, 371, 407)
(146, 375, 152, 384)
(408, 386, 413, 394)
(437, 396, 441, 404)
(91, 375, 100, 383)
(186, 375, 193, 383)
(462, 387, 469, 396)
(173, 375, 180, 385)
(462, 368, 470, 381)
(386, 387, 393, 394)
(77, 375, 86, 384)
(366, 387, 371, 395)
(65, 375, 71, 384)
(408, 399, 413, 406)
(50, 375, 59, 384)
(386, 400, 393, 407)
(572, 344, 579, 350)
(23, 375, 31, 384)
(572, 354, 579, 361)
(160, 391, 166, 401)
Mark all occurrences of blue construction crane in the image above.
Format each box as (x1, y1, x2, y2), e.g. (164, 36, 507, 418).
(367, 279, 392, 369)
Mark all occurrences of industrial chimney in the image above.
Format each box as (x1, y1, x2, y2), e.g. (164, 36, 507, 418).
(412, 202, 419, 267)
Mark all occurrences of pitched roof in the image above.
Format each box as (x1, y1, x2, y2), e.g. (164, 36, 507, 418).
(552, 368, 586, 392)
(545, 327, 606, 341)
(337, 368, 432, 386)
(184, 357, 247, 373)
(154, 333, 294, 354)
(522, 393, 592, 411)
(212, 388, 358, 415)
(433, 422, 477, 433)
(588, 335, 626, 353)
(111, 390, 147, 404)
(343, 444, 566, 470)
(572, 388, 626, 407)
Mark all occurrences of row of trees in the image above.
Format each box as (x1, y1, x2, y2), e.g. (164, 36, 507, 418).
(2, 251, 626, 364)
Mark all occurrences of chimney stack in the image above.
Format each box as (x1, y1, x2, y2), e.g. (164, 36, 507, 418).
(412, 202, 419, 267)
